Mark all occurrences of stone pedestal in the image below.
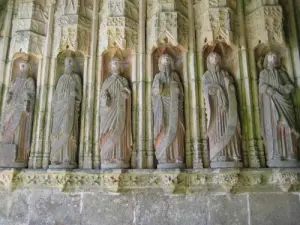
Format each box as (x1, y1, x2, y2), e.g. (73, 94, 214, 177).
(101, 162, 130, 169)
(210, 161, 243, 169)
(267, 159, 299, 168)
(157, 163, 185, 169)
(49, 162, 77, 169)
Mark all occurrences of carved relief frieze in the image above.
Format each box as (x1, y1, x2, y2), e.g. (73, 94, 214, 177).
(147, 0, 188, 50)
(53, 0, 92, 55)
(245, 1, 284, 48)
(194, 0, 237, 50)
(10, 0, 48, 57)
(98, 0, 138, 53)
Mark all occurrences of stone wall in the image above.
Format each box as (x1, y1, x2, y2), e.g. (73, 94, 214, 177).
(1, 190, 300, 225)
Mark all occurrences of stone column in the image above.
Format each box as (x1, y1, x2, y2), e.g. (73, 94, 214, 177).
(131, 52, 138, 169)
(92, 54, 102, 168)
(188, 0, 202, 169)
(82, 55, 91, 168)
(197, 50, 209, 168)
(30, 1, 56, 168)
(237, 0, 261, 168)
(146, 52, 154, 168)
(136, 0, 147, 168)
(42, 58, 56, 168)
(81, 0, 99, 169)
(0, 0, 14, 117)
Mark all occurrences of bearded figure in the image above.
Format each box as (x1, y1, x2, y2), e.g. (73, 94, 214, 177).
(50, 57, 82, 169)
(202, 52, 242, 168)
(152, 54, 185, 169)
(259, 51, 299, 167)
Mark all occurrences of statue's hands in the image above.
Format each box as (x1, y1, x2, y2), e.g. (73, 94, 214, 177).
(121, 89, 129, 99)
(153, 84, 163, 95)
(170, 81, 180, 93)
(283, 85, 293, 95)
(266, 87, 276, 96)
(24, 100, 30, 112)
(100, 91, 110, 107)
(208, 87, 217, 95)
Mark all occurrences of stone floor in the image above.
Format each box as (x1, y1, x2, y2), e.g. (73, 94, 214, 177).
(1, 190, 300, 225)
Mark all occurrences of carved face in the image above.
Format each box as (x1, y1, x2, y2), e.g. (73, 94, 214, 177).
(110, 58, 122, 74)
(159, 54, 173, 72)
(19, 61, 30, 74)
(267, 52, 278, 68)
(64, 57, 74, 74)
(208, 53, 220, 66)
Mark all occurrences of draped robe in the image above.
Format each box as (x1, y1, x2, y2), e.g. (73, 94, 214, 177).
(1, 76, 35, 163)
(152, 72, 185, 164)
(259, 68, 299, 161)
(50, 73, 82, 166)
(202, 69, 241, 162)
(100, 74, 132, 166)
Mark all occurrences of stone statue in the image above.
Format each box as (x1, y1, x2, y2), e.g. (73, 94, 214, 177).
(202, 52, 242, 168)
(259, 51, 299, 167)
(0, 60, 35, 168)
(152, 54, 185, 169)
(99, 57, 132, 169)
(50, 57, 82, 169)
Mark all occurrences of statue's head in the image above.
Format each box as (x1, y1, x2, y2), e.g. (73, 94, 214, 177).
(110, 57, 123, 75)
(264, 51, 280, 69)
(64, 57, 75, 74)
(158, 54, 174, 72)
(18, 60, 31, 76)
(207, 52, 221, 68)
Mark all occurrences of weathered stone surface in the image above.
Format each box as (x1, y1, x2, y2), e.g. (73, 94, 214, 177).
(28, 191, 81, 225)
(135, 192, 208, 225)
(249, 193, 300, 225)
(208, 194, 248, 225)
(81, 193, 134, 225)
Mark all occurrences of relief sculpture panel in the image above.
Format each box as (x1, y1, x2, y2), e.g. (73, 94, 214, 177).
(49, 57, 82, 169)
(0, 60, 35, 168)
(152, 54, 185, 169)
(202, 52, 242, 168)
(99, 57, 132, 169)
(259, 52, 299, 167)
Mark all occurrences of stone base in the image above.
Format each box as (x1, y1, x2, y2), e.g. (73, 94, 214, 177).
(210, 161, 243, 168)
(267, 159, 299, 168)
(157, 163, 185, 169)
(0, 144, 27, 168)
(101, 162, 129, 169)
(49, 162, 77, 169)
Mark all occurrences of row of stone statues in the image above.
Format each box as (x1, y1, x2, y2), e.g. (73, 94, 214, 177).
(0, 51, 298, 169)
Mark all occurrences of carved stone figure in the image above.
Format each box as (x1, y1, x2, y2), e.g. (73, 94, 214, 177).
(259, 52, 299, 167)
(50, 57, 82, 169)
(99, 57, 132, 169)
(202, 52, 242, 168)
(0, 60, 35, 168)
(152, 54, 185, 169)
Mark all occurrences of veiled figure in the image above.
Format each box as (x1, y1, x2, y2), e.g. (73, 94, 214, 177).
(202, 52, 242, 168)
(50, 57, 82, 169)
(152, 54, 185, 169)
(259, 52, 299, 167)
(0, 60, 35, 167)
(99, 57, 132, 169)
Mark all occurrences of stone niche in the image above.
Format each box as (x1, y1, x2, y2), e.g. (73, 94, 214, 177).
(0, 0, 299, 223)
(0, 53, 37, 168)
